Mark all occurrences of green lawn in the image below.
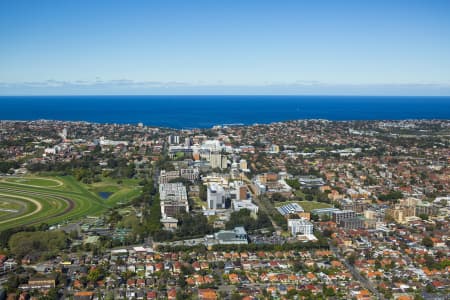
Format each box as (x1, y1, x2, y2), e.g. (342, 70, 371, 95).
(87, 176, 142, 205)
(0, 175, 142, 230)
(3, 177, 63, 187)
(191, 196, 206, 209)
(294, 190, 306, 199)
(0, 197, 32, 220)
(0, 199, 23, 211)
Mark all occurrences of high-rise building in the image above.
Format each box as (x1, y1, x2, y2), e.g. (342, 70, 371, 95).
(332, 210, 357, 224)
(210, 151, 227, 169)
(158, 168, 199, 184)
(184, 137, 191, 148)
(168, 135, 180, 145)
(238, 186, 247, 200)
(207, 183, 226, 210)
(339, 218, 365, 229)
(386, 206, 415, 224)
(239, 159, 248, 170)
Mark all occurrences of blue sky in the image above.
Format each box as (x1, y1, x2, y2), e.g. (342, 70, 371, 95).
(1, 0, 450, 95)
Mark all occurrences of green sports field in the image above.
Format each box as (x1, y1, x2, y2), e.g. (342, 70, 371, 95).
(0, 176, 142, 231)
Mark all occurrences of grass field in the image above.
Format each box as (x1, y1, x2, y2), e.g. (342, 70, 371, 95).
(4, 177, 63, 187)
(275, 200, 333, 212)
(0, 199, 23, 212)
(191, 196, 206, 209)
(0, 197, 32, 219)
(0, 175, 142, 231)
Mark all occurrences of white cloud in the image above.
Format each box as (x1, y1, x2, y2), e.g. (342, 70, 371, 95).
(0, 80, 449, 96)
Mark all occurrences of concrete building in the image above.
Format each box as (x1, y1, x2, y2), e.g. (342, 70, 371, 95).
(287, 218, 314, 236)
(311, 207, 340, 217)
(210, 151, 227, 169)
(207, 183, 226, 210)
(342, 200, 368, 213)
(184, 137, 192, 148)
(167, 135, 180, 145)
(229, 181, 248, 200)
(179, 168, 200, 182)
(159, 183, 189, 218)
(269, 144, 280, 153)
(386, 206, 415, 224)
(339, 218, 365, 230)
(168, 145, 193, 158)
(332, 210, 357, 225)
(213, 226, 248, 245)
(158, 168, 199, 184)
(415, 202, 439, 216)
(237, 185, 248, 200)
(232, 200, 259, 216)
(298, 176, 325, 188)
(239, 159, 248, 170)
(160, 217, 178, 231)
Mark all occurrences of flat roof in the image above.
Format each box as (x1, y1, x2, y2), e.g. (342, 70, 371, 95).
(277, 203, 304, 216)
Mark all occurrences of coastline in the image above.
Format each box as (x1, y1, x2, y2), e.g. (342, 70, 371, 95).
(0, 95, 449, 128)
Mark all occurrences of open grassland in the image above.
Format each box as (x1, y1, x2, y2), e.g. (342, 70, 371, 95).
(0, 175, 142, 231)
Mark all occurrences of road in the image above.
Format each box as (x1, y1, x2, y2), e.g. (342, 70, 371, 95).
(329, 243, 384, 300)
(252, 195, 282, 233)
(240, 174, 283, 234)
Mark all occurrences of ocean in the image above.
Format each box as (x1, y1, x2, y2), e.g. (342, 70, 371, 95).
(0, 95, 449, 128)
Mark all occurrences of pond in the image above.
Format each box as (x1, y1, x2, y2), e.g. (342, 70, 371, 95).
(98, 191, 113, 199)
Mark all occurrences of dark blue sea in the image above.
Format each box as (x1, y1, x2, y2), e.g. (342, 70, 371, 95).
(0, 95, 449, 128)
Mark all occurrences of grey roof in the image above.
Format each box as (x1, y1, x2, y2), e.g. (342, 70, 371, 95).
(277, 203, 304, 216)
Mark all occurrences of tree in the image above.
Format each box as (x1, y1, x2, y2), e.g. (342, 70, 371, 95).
(226, 209, 271, 231)
(145, 194, 162, 233)
(5, 274, 19, 293)
(8, 230, 67, 259)
(305, 194, 314, 201)
(271, 192, 286, 202)
(285, 179, 300, 190)
(418, 213, 428, 221)
(422, 236, 433, 248)
(347, 254, 357, 265)
(176, 213, 213, 238)
(199, 184, 207, 202)
(378, 190, 403, 202)
(87, 268, 100, 283)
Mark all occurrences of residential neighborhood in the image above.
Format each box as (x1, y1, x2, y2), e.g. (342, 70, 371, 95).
(0, 119, 448, 299)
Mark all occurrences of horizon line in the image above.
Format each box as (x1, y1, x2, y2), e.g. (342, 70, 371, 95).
(1, 94, 450, 97)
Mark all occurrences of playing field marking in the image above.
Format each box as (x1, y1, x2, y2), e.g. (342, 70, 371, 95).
(0, 193, 43, 225)
(1, 177, 64, 188)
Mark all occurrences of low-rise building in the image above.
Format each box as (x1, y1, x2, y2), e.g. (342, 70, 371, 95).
(212, 227, 248, 245)
(232, 200, 259, 216)
(277, 203, 304, 217)
(160, 183, 189, 218)
(287, 218, 314, 236)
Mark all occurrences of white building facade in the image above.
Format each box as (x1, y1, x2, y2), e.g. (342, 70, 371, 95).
(207, 183, 226, 210)
(287, 218, 314, 236)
